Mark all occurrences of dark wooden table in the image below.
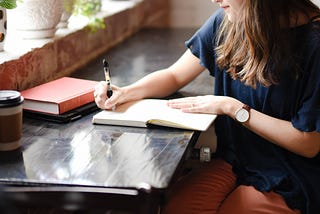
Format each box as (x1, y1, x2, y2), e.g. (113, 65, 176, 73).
(0, 28, 215, 213)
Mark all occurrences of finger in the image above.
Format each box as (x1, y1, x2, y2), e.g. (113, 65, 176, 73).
(181, 104, 202, 113)
(95, 81, 106, 90)
(186, 102, 198, 110)
(93, 92, 98, 100)
(94, 82, 108, 109)
(104, 89, 120, 110)
(168, 97, 199, 107)
(168, 97, 197, 103)
(168, 100, 198, 109)
(95, 82, 108, 99)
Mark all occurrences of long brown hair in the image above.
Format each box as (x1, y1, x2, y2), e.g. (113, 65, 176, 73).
(215, 0, 320, 88)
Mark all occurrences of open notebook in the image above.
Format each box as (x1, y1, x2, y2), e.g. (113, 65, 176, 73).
(92, 99, 217, 131)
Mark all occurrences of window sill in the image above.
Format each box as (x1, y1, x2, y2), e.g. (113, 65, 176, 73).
(0, 0, 154, 90)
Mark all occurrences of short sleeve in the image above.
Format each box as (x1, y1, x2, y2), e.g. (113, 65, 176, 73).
(185, 9, 224, 73)
(292, 42, 320, 132)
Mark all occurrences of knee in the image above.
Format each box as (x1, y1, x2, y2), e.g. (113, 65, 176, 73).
(218, 185, 260, 213)
(218, 185, 300, 214)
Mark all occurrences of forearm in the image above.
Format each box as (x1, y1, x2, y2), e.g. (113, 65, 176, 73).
(121, 49, 204, 102)
(245, 109, 320, 158)
(122, 68, 183, 101)
(96, 50, 205, 110)
(226, 99, 320, 158)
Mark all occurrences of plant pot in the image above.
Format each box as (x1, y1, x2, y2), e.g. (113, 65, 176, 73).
(0, 7, 7, 51)
(7, 0, 63, 39)
(58, 0, 75, 28)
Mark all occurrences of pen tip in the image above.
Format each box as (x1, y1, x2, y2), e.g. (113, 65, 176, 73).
(103, 59, 109, 68)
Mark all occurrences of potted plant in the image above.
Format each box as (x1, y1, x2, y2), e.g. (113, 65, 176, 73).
(64, 0, 105, 32)
(7, 0, 63, 39)
(0, 0, 17, 51)
(4, 0, 103, 40)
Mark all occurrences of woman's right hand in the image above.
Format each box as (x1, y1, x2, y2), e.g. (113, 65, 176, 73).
(94, 81, 125, 110)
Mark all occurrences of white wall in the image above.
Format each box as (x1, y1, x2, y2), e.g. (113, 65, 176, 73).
(169, 0, 320, 28)
(169, 0, 219, 28)
(313, 0, 320, 6)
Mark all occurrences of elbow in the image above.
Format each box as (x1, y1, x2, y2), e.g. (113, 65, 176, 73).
(298, 142, 320, 158)
(301, 150, 319, 158)
(303, 147, 319, 158)
(295, 131, 320, 158)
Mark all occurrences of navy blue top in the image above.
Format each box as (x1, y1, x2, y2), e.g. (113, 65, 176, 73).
(185, 9, 320, 214)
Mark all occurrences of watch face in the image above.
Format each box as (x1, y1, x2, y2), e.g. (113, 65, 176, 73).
(236, 108, 250, 123)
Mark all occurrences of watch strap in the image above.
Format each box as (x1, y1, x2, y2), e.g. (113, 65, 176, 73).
(242, 104, 251, 112)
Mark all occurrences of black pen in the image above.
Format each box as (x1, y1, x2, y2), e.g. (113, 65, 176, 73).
(103, 58, 115, 111)
(103, 59, 113, 98)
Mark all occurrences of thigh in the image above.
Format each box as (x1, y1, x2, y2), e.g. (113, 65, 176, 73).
(218, 185, 301, 214)
(162, 159, 237, 214)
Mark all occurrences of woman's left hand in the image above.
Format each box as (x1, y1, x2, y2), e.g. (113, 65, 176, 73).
(167, 95, 236, 116)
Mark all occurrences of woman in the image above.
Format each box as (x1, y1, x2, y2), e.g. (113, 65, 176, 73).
(94, 0, 320, 213)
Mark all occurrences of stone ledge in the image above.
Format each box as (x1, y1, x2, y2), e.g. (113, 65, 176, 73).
(0, 0, 169, 91)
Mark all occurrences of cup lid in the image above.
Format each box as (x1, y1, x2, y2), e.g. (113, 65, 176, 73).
(0, 90, 24, 108)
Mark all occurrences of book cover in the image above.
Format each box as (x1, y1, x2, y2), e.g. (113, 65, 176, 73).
(21, 77, 98, 115)
(92, 99, 217, 131)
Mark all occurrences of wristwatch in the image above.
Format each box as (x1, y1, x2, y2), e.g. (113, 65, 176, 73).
(235, 104, 251, 123)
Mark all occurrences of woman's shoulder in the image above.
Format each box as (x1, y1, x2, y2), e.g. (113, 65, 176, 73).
(293, 21, 320, 53)
(195, 9, 225, 40)
(206, 8, 225, 29)
(209, 8, 224, 20)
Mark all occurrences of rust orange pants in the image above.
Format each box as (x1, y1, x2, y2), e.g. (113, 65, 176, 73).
(162, 159, 301, 214)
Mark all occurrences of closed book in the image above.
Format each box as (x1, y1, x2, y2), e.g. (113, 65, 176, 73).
(92, 99, 217, 131)
(21, 77, 98, 115)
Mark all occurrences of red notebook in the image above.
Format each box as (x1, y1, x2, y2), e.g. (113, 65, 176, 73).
(21, 77, 98, 115)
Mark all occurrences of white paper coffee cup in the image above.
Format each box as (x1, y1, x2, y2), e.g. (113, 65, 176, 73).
(0, 90, 24, 151)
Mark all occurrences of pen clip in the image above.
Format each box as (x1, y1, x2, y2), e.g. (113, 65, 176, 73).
(103, 59, 111, 81)
(103, 58, 113, 98)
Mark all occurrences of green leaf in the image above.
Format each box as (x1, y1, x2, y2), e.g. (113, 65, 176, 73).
(69, 0, 104, 32)
(0, 0, 17, 9)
